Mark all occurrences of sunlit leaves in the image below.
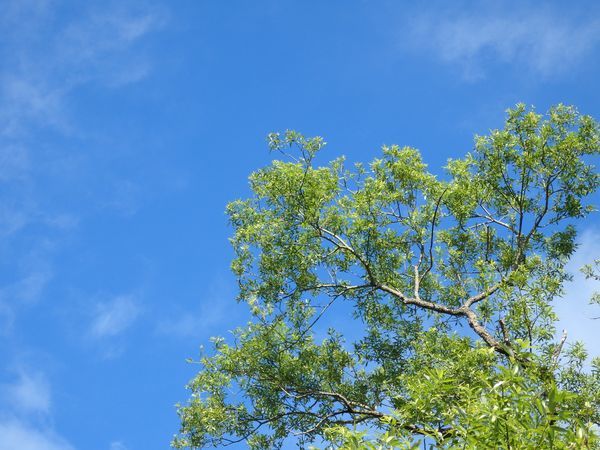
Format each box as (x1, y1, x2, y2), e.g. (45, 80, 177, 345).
(174, 106, 600, 449)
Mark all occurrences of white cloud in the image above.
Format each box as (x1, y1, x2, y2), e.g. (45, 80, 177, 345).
(0, 3, 166, 136)
(0, 367, 74, 450)
(90, 295, 141, 339)
(56, 8, 166, 88)
(0, 1, 166, 241)
(0, 419, 74, 450)
(0, 2, 165, 335)
(109, 441, 128, 450)
(1, 371, 51, 415)
(0, 3, 163, 446)
(554, 229, 600, 358)
(406, 5, 600, 80)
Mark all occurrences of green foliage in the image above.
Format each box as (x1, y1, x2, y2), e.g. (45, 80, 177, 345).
(173, 105, 600, 449)
(581, 259, 600, 310)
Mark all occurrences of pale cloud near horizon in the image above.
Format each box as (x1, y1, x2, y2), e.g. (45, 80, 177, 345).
(90, 295, 142, 339)
(406, 6, 600, 80)
(555, 228, 600, 359)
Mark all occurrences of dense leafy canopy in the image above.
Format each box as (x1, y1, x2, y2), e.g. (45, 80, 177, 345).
(174, 105, 600, 449)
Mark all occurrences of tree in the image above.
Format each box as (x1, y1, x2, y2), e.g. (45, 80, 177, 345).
(173, 105, 600, 449)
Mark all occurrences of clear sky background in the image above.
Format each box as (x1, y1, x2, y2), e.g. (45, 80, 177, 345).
(1, 1, 599, 449)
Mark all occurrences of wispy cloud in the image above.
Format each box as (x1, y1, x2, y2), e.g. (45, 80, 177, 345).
(0, 2, 166, 136)
(406, 4, 600, 80)
(0, 0, 167, 232)
(0, 1, 166, 339)
(56, 8, 166, 89)
(0, 367, 74, 450)
(555, 229, 600, 358)
(109, 441, 129, 450)
(1, 371, 51, 415)
(90, 295, 141, 339)
(0, 419, 74, 450)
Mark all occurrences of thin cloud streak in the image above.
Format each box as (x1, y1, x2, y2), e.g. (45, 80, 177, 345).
(0, 0, 167, 228)
(406, 6, 600, 80)
(0, 4, 166, 137)
(90, 295, 141, 339)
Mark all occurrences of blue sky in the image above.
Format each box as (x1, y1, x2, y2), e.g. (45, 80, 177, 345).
(0, 1, 599, 449)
